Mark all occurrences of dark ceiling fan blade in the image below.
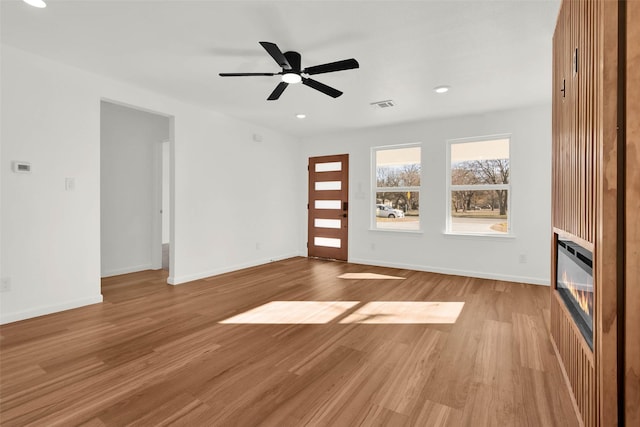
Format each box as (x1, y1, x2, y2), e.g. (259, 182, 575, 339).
(219, 72, 277, 77)
(259, 41, 292, 70)
(267, 82, 289, 101)
(302, 77, 343, 98)
(303, 59, 359, 75)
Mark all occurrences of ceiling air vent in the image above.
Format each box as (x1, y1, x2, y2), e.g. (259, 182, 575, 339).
(370, 100, 395, 109)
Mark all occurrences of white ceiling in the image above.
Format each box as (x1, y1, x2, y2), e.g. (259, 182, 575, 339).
(0, 0, 560, 138)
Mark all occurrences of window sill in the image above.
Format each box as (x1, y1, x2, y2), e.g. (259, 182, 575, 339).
(442, 231, 516, 239)
(369, 228, 424, 234)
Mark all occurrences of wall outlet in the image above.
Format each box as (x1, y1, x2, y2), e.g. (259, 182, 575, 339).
(0, 277, 11, 292)
(256, 242, 261, 250)
(371, 243, 376, 251)
(518, 254, 528, 264)
(65, 177, 76, 191)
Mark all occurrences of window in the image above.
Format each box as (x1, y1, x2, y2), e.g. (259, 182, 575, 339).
(447, 136, 510, 235)
(373, 144, 421, 231)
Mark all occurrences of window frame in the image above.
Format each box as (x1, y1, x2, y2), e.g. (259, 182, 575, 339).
(371, 142, 422, 232)
(445, 134, 512, 237)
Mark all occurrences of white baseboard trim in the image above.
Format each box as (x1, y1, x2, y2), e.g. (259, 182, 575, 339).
(348, 257, 550, 286)
(0, 294, 104, 325)
(101, 264, 153, 278)
(168, 252, 300, 285)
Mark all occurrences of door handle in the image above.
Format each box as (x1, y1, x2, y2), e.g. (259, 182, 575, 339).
(343, 213, 347, 218)
(343, 201, 348, 211)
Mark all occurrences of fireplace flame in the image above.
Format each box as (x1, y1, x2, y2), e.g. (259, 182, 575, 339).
(561, 271, 593, 316)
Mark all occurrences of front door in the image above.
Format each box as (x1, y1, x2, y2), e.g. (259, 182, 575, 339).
(308, 154, 349, 261)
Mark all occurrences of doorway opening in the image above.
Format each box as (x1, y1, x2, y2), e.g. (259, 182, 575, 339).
(100, 100, 173, 279)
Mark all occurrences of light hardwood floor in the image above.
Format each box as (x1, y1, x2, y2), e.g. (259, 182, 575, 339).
(0, 257, 578, 426)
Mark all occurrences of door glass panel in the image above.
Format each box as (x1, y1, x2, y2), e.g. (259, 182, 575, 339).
(315, 237, 341, 248)
(315, 162, 342, 172)
(315, 181, 342, 191)
(315, 200, 341, 209)
(315, 219, 341, 229)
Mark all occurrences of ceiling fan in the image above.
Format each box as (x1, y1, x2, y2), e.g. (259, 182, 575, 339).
(219, 42, 359, 100)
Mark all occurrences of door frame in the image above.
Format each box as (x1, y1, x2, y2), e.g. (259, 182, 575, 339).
(307, 154, 349, 261)
(99, 98, 174, 280)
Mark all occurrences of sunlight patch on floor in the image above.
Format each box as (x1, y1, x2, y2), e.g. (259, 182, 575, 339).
(337, 273, 406, 280)
(219, 301, 359, 324)
(339, 302, 465, 324)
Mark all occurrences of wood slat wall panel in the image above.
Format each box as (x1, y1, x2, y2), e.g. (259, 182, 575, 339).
(625, 0, 640, 424)
(552, 1, 624, 426)
(596, 0, 620, 424)
(551, 292, 595, 427)
(552, 0, 598, 244)
(551, 4, 597, 424)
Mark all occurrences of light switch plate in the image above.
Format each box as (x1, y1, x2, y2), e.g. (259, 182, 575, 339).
(0, 277, 11, 292)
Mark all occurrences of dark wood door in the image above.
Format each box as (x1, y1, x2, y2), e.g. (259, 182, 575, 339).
(308, 154, 349, 261)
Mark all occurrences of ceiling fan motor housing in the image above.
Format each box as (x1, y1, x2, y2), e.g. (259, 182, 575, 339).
(283, 51, 302, 73)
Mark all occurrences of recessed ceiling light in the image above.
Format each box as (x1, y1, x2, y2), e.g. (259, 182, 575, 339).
(282, 73, 302, 84)
(434, 86, 450, 94)
(23, 0, 47, 8)
(296, 114, 307, 119)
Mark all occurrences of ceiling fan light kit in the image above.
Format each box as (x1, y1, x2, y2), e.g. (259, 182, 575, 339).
(282, 73, 302, 84)
(219, 41, 359, 101)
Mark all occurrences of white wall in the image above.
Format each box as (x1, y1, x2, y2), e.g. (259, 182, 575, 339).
(162, 141, 170, 244)
(100, 101, 170, 276)
(1, 46, 301, 324)
(300, 105, 552, 285)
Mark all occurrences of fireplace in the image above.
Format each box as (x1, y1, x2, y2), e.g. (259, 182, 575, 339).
(556, 238, 593, 349)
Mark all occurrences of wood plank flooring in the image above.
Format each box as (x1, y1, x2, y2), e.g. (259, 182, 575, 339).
(0, 257, 579, 426)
